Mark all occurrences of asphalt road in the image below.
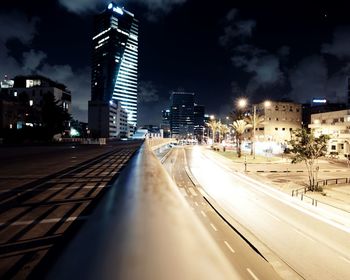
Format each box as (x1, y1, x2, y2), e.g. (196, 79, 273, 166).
(163, 147, 281, 280)
(189, 146, 350, 280)
(0, 141, 142, 279)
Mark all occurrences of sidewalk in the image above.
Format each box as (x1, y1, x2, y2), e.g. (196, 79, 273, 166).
(202, 146, 350, 222)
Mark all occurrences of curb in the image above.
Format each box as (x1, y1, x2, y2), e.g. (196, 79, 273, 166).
(184, 166, 303, 280)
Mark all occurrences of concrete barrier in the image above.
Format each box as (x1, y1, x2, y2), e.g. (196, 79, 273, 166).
(45, 141, 242, 280)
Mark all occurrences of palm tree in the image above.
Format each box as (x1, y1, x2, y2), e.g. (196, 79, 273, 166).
(231, 120, 248, 158)
(219, 124, 230, 143)
(208, 120, 221, 143)
(245, 114, 265, 156)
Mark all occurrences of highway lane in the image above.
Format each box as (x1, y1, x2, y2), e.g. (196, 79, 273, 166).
(188, 146, 350, 280)
(163, 147, 282, 280)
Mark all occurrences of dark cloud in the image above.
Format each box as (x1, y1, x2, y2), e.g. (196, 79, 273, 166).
(57, 0, 187, 21)
(138, 81, 159, 103)
(22, 50, 47, 73)
(322, 26, 350, 59)
(131, 0, 187, 21)
(232, 45, 284, 92)
(219, 9, 256, 47)
(289, 55, 348, 103)
(0, 11, 39, 44)
(57, 0, 108, 14)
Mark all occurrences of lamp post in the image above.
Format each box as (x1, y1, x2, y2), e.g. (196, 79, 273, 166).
(237, 98, 271, 160)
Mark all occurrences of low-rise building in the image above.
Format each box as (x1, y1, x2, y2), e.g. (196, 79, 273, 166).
(254, 100, 302, 143)
(309, 109, 350, 156)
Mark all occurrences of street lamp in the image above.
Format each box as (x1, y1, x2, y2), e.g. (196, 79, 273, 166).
(237, 98, 270, 159)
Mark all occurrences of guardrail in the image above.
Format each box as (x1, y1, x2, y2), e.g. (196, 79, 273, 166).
(317, 177, 350, 186)
(44, 141, 241, 279)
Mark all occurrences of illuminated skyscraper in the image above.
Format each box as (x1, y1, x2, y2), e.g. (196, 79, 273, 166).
(90, 2, 138, 131)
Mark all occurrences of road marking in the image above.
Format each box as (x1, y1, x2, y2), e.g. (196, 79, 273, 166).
(194, 201, 199, 207)
(247, 268, 259, 280)
(265, 211, 281, 222)
(0, 216, 88, 227)
(179, 188, 187, 197)
(224, 241, 235, 253)
(210, 223, 218, 231)
(292, 228, 314, 242)
(339, 256, 350, 264)
(189, 187, 198, 196)
(200, 210, 207, 217)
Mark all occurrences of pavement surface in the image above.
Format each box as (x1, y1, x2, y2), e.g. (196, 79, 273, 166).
(163, 147, 283, 280)
(190, 145, 350, 280)
(0, 141, 142, 279)
(213, 148, 350, 213)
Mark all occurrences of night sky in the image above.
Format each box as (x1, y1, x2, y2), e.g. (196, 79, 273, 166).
(1, 1, 350, 125)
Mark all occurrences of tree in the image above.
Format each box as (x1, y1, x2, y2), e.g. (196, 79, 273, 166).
(245, 114, 265, 156)
(208, 119, 221, 143)
(231, 120, 248, 158)
(219, 123, 230, 143)
(288, 129, 329, 192)
(41, 92, 71, 140)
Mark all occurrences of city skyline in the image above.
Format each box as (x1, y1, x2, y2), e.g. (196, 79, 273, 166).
(1, 1, 350, 125)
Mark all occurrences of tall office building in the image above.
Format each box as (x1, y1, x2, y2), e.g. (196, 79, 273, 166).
(170, 92, 195, 137)
(194, 104, 205, 139)
(89, 1, 138, 136)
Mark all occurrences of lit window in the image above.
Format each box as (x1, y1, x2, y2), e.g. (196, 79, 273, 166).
(29, 100, 34, 106)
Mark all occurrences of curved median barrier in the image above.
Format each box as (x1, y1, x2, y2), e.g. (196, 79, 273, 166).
(44, 141, 242, 280)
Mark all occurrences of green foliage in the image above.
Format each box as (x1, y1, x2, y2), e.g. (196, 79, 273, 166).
(231, 119, 248, 158)
(288, 129, 329, 191)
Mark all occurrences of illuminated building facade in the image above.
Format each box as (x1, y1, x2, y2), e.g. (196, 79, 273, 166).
(309, 109, 350, 156)
(89, 2, 138, 137)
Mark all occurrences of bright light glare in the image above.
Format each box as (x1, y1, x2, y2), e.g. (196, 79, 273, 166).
(264, 100, 271, 108)
(70, 127, 80, 137)
(237, 98, 247, 108)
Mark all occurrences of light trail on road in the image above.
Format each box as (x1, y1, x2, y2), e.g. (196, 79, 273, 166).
(189, 146, 350, 280)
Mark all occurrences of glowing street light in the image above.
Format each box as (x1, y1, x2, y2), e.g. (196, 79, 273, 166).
(237, 98, 247, 109)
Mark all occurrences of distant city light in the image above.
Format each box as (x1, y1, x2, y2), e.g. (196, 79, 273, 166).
(70, 127, 80, 137)
(313, 98, 327, 104)
(108, 3, 113, 9)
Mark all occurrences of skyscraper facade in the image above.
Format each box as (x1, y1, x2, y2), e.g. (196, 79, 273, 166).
(170, 92, 195, 137)
(90, 2, 138, 127)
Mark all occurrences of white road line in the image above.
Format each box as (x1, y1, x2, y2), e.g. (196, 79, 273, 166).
(247, 268, 259, 280)
(189, 187, 198, 196)
(0, 216, 88, 226)
(265, 211, 281, 222)
(210, 223, 218, 231)
(224, 241, 235, 253)
(339, 256, 350, 264)
(194, 201, 199, 206)
(200, 210, 207, 217)
(292, 228, 314, 242)
(179, 188, 187, 197)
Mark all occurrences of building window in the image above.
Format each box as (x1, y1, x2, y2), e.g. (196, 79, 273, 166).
(340, 117, 344, 122)
(289, 128, 292, 131)
(296, 108, 300, 112)
(289, 107, 293, 112)
(275, 106, 279, 111)
(322, 120, 326, 124)
(282, 128, 285, 131)
(276, 118, 279, 121)
(331, 145, 336, 150)
(275, 128, 278, 131)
